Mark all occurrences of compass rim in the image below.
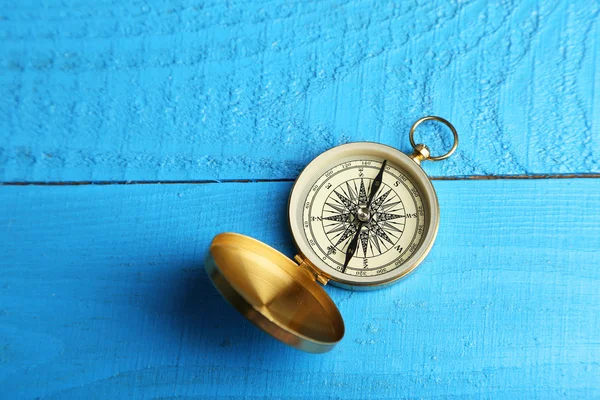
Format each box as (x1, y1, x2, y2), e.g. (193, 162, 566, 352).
(287, 141, 440, 290)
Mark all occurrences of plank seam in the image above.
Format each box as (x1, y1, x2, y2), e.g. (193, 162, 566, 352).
(1, 173, 600, 186)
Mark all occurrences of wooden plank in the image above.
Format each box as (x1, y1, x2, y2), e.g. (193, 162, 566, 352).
(1, 0, 598, 182)
(0, 179, 598, 398)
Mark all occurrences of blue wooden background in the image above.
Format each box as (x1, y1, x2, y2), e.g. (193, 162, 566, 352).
(0, 0, 599, 399)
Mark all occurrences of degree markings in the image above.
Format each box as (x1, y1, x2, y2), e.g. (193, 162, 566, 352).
(304, 160, 425, 275)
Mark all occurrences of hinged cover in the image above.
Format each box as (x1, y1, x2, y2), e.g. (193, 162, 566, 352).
(205, 233, 345, 353)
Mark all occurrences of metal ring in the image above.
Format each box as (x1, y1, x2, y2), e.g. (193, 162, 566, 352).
(409, 116, 459, 161)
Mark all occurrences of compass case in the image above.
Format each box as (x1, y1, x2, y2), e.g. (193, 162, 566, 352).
(287, 142, 440, 289)
(204, 233, 345, 353)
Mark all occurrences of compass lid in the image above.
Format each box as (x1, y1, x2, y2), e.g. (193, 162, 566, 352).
(204, 232, 345, 353)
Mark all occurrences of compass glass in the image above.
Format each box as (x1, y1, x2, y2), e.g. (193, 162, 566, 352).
(288, 142, 439, 288)
(301, 159, 426, 278)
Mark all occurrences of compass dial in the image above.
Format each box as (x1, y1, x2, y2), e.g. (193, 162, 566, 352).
(302, 159, 426, 278)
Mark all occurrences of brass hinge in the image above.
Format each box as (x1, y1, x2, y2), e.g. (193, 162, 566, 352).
(293, 254, 329, 286)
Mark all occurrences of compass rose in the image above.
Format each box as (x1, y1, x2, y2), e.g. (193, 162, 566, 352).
(322, 178, 406, 258)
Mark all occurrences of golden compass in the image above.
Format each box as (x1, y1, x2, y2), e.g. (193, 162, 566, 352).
(205, 116, 459, 353)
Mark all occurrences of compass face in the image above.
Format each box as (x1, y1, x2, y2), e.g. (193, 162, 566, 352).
(288, 142, 439, 289)
(301, 159, 426, 278)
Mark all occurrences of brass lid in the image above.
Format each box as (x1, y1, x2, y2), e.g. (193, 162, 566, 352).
(205, 233, 345, 353)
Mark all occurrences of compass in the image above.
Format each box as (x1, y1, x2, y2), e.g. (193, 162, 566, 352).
(205, 116, 459, 353)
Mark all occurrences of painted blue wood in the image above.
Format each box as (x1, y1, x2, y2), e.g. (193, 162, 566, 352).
(0, 179, 598, 399)
(1, 0, 599, 182)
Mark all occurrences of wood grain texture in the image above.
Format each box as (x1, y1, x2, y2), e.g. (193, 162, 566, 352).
(1, 0, 599, 182)
(0, 179, 598, 399)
